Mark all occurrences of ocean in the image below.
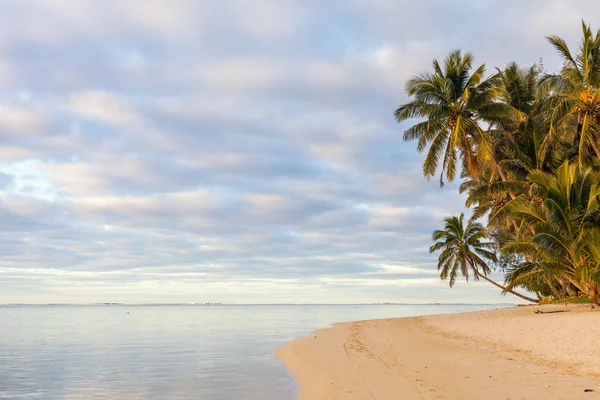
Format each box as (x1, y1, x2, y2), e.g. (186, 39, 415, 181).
(0, 304, 512, 399)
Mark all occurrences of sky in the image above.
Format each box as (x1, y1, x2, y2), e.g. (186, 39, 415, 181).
(1, 0, 598, 304)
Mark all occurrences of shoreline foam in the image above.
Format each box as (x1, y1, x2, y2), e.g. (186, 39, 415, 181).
(277, 304, 600, 399)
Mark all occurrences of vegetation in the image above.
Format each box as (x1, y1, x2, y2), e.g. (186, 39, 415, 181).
(395, 21, 600, 305)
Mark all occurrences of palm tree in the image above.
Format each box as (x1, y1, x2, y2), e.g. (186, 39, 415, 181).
(430, 213, 539, 302)
(401, 22, 600, 304)
(539, 20, 600, 164)
(503, 161, 600, 304)
(492, 62, 553, 178)
(395, 50, 510, 186)
(496, 62, 539, 117)
(455, 64, 545, 245)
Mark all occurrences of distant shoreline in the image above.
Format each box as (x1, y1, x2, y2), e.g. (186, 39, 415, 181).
(0, 302, 516, 307)
(277, 304, 599, 399)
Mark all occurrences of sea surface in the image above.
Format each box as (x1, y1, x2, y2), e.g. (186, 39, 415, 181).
(0, 304, 512, 399)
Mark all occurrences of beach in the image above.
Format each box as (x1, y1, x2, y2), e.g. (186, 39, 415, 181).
(277, 304, 600, 399)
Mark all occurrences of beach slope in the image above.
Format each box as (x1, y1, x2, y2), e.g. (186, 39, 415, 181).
(277, 304, 600, 399)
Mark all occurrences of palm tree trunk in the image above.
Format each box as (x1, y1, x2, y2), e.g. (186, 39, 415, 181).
(565, 276, 586, 293)
(496, 164, 515, 199)
(546, 277, 563, 299)
(575, 120, 582, 146)
(590, 134, 600, 159)
(474, 270, 539, 303)
(590, 285, 600, 306)
(573, 116, 600, 159)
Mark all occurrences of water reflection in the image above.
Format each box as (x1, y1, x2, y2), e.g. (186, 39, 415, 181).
(0, 304, 511, 399)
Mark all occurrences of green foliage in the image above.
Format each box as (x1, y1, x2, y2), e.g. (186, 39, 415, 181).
(429, 214, 540, 303)
(395, 50, 512, 186)
(539, 295, 592, 304)
(502, 161, 600, 300)
(429, 213, 497, 287)
(397, 20, 600, 305)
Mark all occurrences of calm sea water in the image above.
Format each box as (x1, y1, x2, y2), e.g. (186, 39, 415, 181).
(0, 304, 512, 399)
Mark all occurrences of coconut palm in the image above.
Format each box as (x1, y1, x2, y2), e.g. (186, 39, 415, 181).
(492, 62, 555, 178)
(395, 50, 511, 186)
(403, 22, 600, 304)
(458, 64, 547, 238)
(539, 21, 600, 164)
(502, 161, 600, 304)
(496, 62, 539, 117)
(430, 213, 539, 302)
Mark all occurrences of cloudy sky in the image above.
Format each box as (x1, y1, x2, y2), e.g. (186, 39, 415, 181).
(0, 1, 597, 304)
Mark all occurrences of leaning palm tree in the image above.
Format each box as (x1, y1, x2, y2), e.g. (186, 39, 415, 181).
(395, 50, 510, 186)
(538, 20, 600, 164)
(430, 213, 539, 302)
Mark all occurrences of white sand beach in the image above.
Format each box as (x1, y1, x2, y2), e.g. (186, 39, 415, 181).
(277, 304, 600, 399)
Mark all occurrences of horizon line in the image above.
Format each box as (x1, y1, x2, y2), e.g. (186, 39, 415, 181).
(0, 302, 517, 306)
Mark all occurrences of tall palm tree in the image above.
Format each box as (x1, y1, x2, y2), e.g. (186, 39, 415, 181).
(539, 20, 600, 164)
(395, 50, 510, 186)
(457, 64, 545, 244)
(430, 213, 539, 302)
(492, 62, 552, 178)
(503, 161, 600, 304)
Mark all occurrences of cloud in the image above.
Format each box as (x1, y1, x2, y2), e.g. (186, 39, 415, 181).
(0, 103, 46, 135)
(0, 172, 13, 189)
(1, 0, 598, 303)
(68, 91, 141, 126)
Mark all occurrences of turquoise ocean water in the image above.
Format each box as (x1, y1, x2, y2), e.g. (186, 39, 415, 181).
(0, 304, 512, 399)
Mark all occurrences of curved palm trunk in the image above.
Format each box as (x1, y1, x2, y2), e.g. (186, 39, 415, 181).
(590, 135, 600, 159)
(474, 270, 539, 303)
